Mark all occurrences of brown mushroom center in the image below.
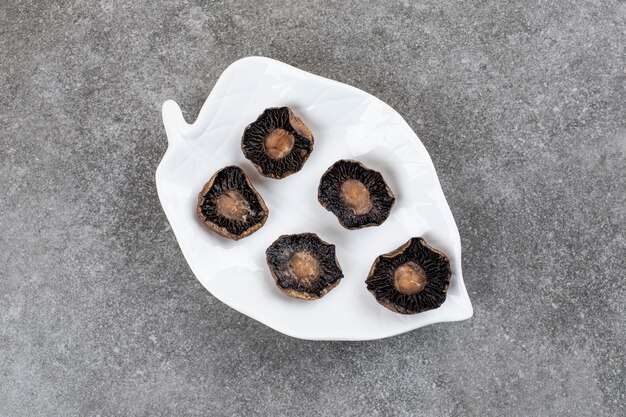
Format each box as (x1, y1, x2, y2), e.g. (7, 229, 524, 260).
(215, 190, 249, 220)
(288, 251, 320, 283)
(264, 128, 295, 160)
(393, 262, 427, 295)
(340, 180, 373, 215)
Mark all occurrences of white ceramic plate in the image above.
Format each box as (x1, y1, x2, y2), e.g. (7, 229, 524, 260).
(157, 56, 472, 341)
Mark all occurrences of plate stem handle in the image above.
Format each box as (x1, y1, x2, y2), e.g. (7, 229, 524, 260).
(162, 100, 189, 145)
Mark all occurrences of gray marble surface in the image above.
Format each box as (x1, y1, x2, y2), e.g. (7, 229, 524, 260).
(1, 1, 624, 416)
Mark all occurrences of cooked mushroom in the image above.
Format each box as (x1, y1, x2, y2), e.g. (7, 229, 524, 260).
(318, 160, 395, 229)
(266, 233, 343, 300)
(196, 166, 268, 240)
(366, 237, 451, 314)
(241, 107, 314, 179)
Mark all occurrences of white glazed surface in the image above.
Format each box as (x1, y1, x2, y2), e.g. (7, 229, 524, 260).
(157, 56, 472, 340)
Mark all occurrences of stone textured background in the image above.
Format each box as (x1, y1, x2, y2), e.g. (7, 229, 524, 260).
(1, 1, 624, 416)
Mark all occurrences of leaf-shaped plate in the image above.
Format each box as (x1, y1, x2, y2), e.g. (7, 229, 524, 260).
(157, 57, 472, 340)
